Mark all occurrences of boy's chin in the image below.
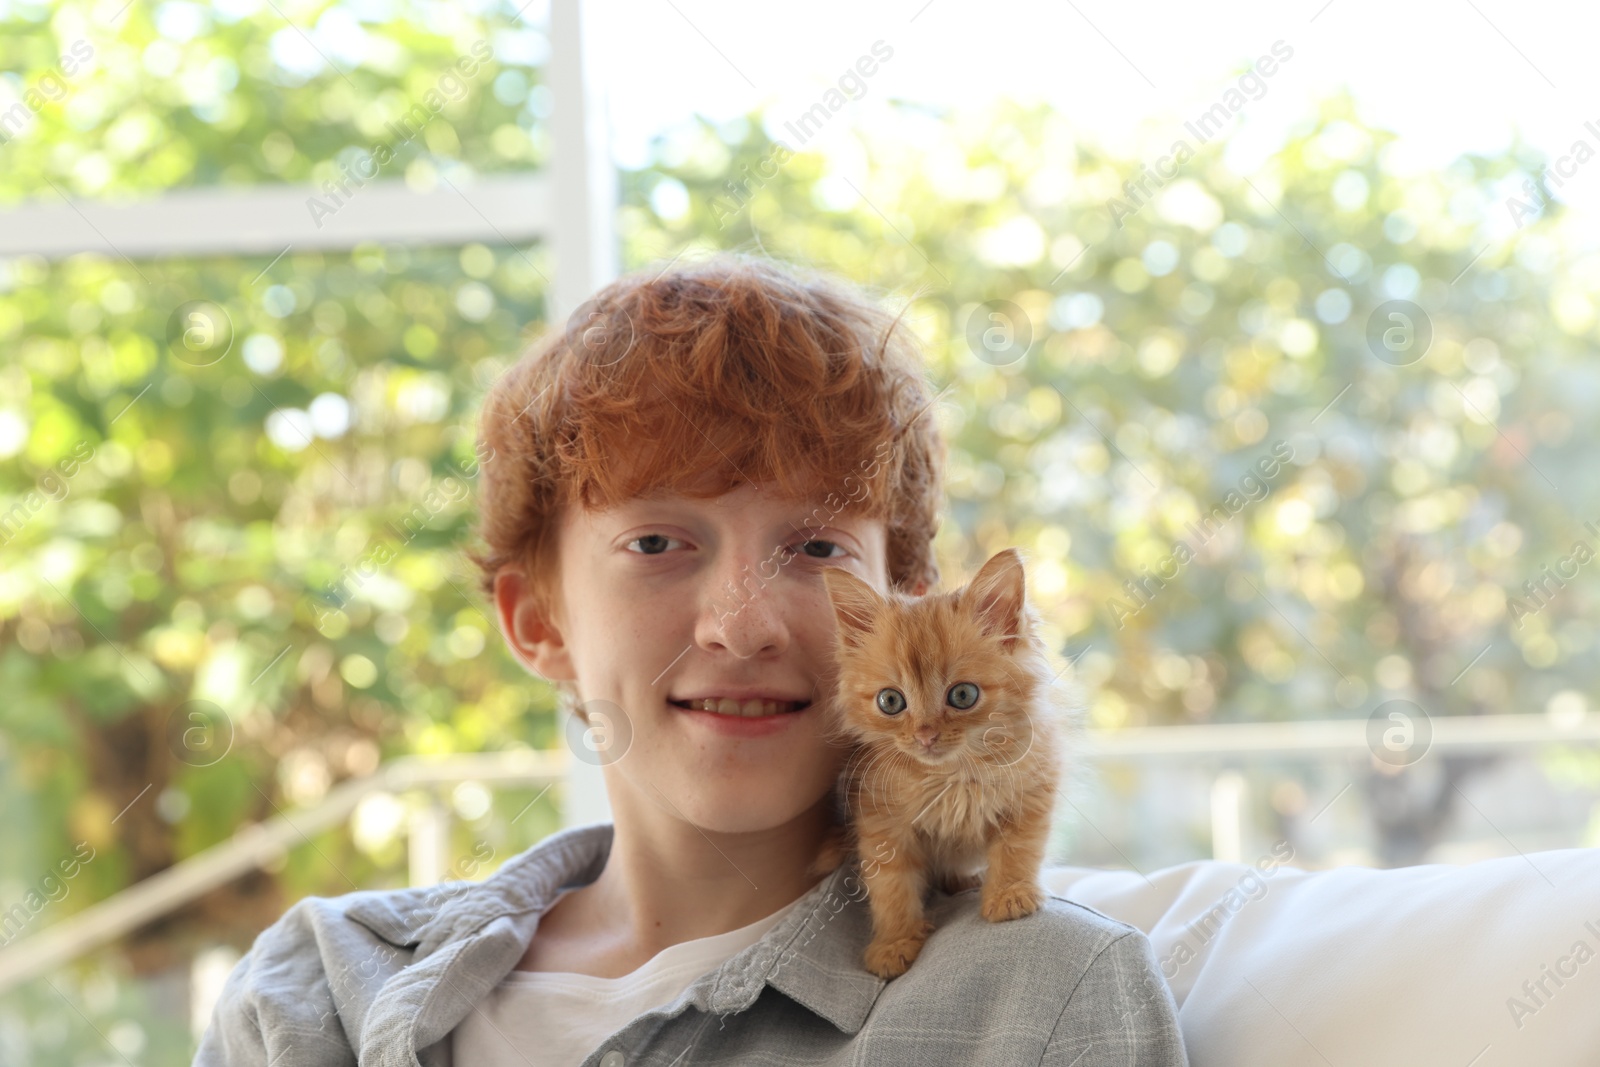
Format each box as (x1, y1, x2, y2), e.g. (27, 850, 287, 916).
(661, 780, 832, 837)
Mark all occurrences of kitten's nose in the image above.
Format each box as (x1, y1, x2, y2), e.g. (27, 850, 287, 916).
(915, 728, 938, 750)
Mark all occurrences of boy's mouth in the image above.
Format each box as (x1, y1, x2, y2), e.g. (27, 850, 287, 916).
(668, 697, 812, 718)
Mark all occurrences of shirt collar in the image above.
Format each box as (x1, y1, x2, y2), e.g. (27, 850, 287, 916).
(351, 819, 887, 1059)
(711, 850, 888, 1034)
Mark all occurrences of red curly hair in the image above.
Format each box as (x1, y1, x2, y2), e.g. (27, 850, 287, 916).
(469, 255, 946, 615)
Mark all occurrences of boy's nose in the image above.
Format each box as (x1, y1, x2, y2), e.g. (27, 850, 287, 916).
(700, 567, 790, 659)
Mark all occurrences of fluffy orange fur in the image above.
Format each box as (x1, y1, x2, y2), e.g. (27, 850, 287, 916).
(816, 549, 1067, 979)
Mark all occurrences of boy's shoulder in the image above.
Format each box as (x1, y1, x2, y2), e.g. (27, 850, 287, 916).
(194, 881, 480, 1067)
(920, 885, 1148, 979)
(908, 889, 1171, 1004)
(255, 880, 467, 956)
(857, 887, 1185, 1060)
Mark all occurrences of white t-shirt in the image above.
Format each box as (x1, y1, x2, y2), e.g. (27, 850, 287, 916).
(451, 892, 804, 1066)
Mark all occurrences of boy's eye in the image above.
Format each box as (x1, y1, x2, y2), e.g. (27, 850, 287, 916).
(627, 534, 682, 555)
(797, 539, 842, 559)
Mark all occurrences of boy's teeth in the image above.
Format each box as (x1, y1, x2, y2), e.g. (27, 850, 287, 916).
(687, 698, 800, 717)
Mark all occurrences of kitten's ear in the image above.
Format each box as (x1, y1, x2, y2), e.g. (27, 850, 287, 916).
(965, 548, 1026, 650)
(822, 568, 881, 647)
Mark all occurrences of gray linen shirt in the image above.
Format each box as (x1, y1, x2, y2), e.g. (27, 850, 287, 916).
(195, 821, 1188, 1066)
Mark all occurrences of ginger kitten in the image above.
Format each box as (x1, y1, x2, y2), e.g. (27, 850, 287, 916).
(817, 548, 1068, 979)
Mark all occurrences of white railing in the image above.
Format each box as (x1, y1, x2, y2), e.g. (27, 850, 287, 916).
(0, 174, 550, 258)
(1084, 712, 1600, 756)
(0, 750, 564, 996)
(3, 713, 1595, 997)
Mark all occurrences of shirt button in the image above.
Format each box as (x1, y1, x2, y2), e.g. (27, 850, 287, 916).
(599, 1051, 625, 1067)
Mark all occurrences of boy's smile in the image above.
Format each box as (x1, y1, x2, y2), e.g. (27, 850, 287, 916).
(666, 688, 815, 736)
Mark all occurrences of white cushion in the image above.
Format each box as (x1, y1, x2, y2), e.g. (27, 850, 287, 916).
(1044, 849, 1600, 1066)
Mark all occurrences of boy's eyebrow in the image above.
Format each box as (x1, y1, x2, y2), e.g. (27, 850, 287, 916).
(593, 489, 874, 534)
(786, 503, 872, 537)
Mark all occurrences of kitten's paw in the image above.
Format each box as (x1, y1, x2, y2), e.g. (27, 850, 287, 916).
(863, 921, 935, 979)
(980, 880, 1044, 922)
(937, 871, 983, 895)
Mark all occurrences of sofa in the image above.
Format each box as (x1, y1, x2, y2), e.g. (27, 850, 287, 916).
(1044, 848, 1600, 1065)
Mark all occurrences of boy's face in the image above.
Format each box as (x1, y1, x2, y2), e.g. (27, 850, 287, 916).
(498, 481, 893, 835)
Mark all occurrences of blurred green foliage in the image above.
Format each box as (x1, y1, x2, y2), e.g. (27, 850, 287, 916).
(3, 0, 1600, 1061)
(624, 104, 1599, 733)
(0, 1, 566, 1059)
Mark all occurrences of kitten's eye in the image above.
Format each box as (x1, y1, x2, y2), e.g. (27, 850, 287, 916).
(627, 534, 682, 555)
(946, 682, 980, 710)
(875, 688, 907, 716)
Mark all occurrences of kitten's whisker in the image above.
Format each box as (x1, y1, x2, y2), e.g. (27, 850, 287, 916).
(861, 744, 909, 816)
(850, 743, 888, 811)
(846, 739, 885, 779)
(865, 746, 902, 813)
(824, 727, 860, 750)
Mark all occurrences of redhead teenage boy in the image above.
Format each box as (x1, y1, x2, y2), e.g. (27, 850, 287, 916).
(196, 257, 1187, 1066)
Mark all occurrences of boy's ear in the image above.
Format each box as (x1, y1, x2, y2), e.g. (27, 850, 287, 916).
(494, 567, 576, 682)
(964, 548, 1026, 650)
(822, 567, 882, 648)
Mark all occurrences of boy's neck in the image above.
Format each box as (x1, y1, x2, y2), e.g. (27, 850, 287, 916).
(516, 797, 834, 977)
